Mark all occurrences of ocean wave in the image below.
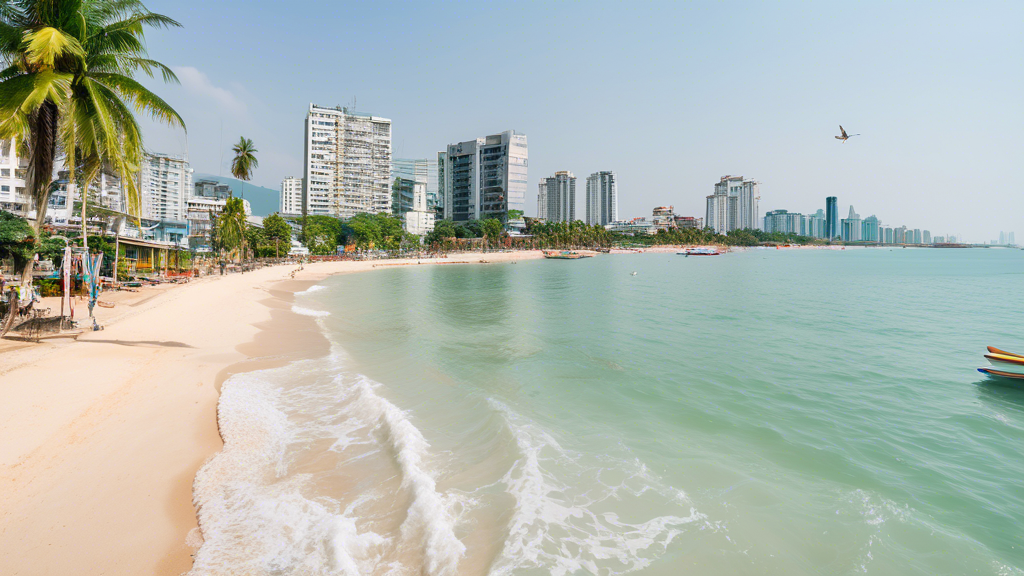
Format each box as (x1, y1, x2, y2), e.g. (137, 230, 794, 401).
(349, 377, 466, 575)
(488, 399, 704, 575)
(189, 371, 386, 575)
(292, 305, 331, 317)
(296, 284, 326, 296)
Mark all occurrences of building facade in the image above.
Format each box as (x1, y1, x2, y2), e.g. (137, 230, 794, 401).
(764, 209, 804, 235)
(543, 171, 576, 223)
(585, 171, 617, 226)
(0, 139, 29, 217)
(138, 152, 191, 245)
(393, 158, 438, 215)
(280, 177, 303, 215)
(440, 131, 527, 222)
(841, 206, 861, 242)
(536, 180, 548, 220)
(392, 177, 435, 235)
(825, 197, 839, 239)
(705, 175, 759, 234)
(303, 103, 392, 218)
(862, 215, 880, 242)
(187, 196, 251, 252)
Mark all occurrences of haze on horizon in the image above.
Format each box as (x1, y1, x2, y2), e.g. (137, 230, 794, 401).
(139, 0, 1023, 243)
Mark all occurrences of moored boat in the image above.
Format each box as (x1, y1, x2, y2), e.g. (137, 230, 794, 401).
(677, 247, 722, 256)
(543, 250, 593, 260)
(987, 346, 1024, 359)
(978, 367, 1024, 382)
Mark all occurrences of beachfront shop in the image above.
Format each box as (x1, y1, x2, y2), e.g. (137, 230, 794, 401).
(117, 237, 192, 276)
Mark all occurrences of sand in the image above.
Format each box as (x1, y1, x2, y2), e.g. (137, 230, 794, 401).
(0, 250, 542, 576)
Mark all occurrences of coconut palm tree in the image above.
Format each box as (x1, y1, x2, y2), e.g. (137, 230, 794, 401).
(230, 137, 258, 182)
(0, 0, 184, 283)
(217, 196, 247, 262)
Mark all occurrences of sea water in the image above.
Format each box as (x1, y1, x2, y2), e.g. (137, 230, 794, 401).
(191, 248, 1024, 575)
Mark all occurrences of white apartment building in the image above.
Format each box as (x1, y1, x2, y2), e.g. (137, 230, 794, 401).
(585, 171, 617, 226)
(393, 178, 435, 235)
(705, 175, 759, 234)
(440, 131, 528, 222)
(0, 139, 29, 216)
(543, 171, 576, 223)
(303, 103, 392, 218)
(139, 152, 192, 222)
(280, 177, 303, 215)
(187, 196, 251, 251)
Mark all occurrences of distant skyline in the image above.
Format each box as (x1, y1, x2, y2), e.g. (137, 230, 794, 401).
(137, 1, 1023, 242)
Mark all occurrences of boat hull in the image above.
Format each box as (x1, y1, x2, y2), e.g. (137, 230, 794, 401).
(978, 367, 1024, 381)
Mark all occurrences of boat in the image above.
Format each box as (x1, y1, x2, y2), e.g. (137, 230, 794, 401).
(977, 367, 1024, 381)
(677, 247, 722, 256)
(985, 353, 1024, 367)
(543, 250, 592, 260)
(987, 346, 1024, 359)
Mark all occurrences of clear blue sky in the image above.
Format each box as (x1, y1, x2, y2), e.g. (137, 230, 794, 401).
(139, 0, 1023, 242)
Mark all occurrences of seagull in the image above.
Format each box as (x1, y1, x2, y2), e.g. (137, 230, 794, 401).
(835, 125, 860, 143)
(631, 271, 637, 276)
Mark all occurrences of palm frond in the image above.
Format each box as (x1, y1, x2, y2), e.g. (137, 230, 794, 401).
(23, 26, 85, 69)
(89, 71, 183, 128)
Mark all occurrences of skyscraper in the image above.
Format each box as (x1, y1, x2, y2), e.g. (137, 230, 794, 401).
(393, 158, 438, 214)
(841, 206, 862, 242)
(923, 230, 931, 244)
(705, 175, 759, 234)
(825, 197, 838, 239)
(303, 103, 392, 218)
(999, 231, 1006, 245)
(543, 171, 576, 223)
(139, 152, 192, 223)
(862, 215, 880, 242)
(440, 130, 527, 222)
(585, 171, 617, 226)
(280, 177, 303, 215)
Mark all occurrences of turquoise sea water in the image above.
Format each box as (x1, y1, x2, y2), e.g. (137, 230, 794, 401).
(192, 248, 1024, 575)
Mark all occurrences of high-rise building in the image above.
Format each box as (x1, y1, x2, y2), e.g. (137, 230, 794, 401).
(825, 197, 839, 239)
(303, 103, 392, 218)
(764, 210, 804, 235)
(862, 215, 880, 242)
(841, 206, 861, 242)
(280, 177, 303, 215)
(923, 230, 931, 244)
(543, 171, 576, 223)
(393, 158, 438, 215)
(705, 175, 759, 234)
(536, 180, 547, 220)
(913, 229, 922, 244)
(1010, 232, 1016, 245)
(0, 139, 29, 217)
(139, 152, 192, 223)
(585, 171, 617, 226)
(999, 231, 1006, 245)
(440, 130, 527, 222)
(436, 152, 447, 219)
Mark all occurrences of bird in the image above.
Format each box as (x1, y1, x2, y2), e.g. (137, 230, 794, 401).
(630, 271, 637, 276)
(835, 125, 860, 143)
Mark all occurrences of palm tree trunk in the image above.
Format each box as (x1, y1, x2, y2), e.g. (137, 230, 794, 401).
(21, 101, 59, 287)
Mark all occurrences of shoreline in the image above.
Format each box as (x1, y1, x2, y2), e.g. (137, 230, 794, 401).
(0, 249, 542, 575)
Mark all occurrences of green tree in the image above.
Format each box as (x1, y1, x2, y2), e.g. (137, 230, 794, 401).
(0, 0, 184, 284)
(302, 215, 343, 249)
(216, 197, 248, 260)
(481, 217, 503, 248)
(262, 213, 291, 257)
(304, 222, 337, 255)
(0, 210, 36, 272)
(230, 137, 258, 181)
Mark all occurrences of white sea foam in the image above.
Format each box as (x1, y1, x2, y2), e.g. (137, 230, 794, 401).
(189, 370, 386, 576)
(296, 284, 326, 296)
(488, 399, 705, 575)
(349, 377, 467, 575)
(292, 305, 331, 317)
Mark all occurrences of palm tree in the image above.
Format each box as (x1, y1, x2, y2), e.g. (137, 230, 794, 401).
(0, 0, 184, 284)
(217, 196, 247, 262)
(230, 137, 258, 182)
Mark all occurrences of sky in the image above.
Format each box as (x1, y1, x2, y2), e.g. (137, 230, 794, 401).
(138, 0, 1024, 242)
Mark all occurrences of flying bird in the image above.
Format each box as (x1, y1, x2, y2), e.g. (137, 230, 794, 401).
(835, 125, 860, 143)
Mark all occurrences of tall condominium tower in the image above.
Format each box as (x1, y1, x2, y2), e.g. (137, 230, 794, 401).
(536, 180, 548, 219)
(585, 171, 617, 226)
(440, 131, 527, 222)
(705, 175, 759, 234)
(139, 152, 192, 223)
(543, 171, 576, 223)
(841, 205, 862, 242)
(303, 103, 392, 218)
(862, 215, 880, 242)
(825, 196, 839, 239)
(280, 177, 303, 215)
